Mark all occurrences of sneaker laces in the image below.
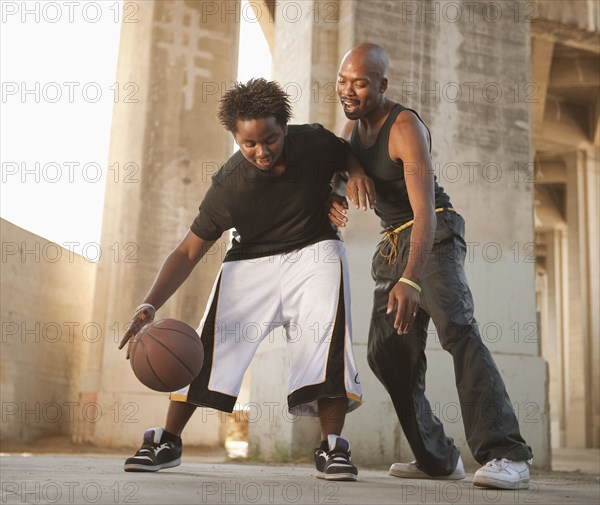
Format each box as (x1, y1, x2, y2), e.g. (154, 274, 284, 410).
(329, 451, 351, 463)
(136, 442, 156, 454)
(484, 458, 533, 471)
(484, 458, 510, 471)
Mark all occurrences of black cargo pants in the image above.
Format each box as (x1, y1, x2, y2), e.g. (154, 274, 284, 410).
(367, 210, 533, 475)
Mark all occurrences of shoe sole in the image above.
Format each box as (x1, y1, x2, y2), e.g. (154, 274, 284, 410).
(316, 471, 357, 482)
(124, 458, 181, 472)
(473, 476, 529, 490)
(389, 469, 465, 480)
(325, 473, 358, 481)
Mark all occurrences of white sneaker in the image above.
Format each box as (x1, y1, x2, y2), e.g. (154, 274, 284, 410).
(389, 456, 465, 480)
(473, 458, 531, 490)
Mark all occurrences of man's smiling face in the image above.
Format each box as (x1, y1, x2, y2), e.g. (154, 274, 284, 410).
(337, 47, 388, 120)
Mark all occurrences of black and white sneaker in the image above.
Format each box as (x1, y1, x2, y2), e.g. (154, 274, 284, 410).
(315, 435, 358, 481)
(124, 428, 182, 472)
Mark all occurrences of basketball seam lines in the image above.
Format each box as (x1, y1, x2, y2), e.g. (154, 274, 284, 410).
(135, 339, 171, 391)
(144, 331, 198, 377)
(149, 325, 200, 343)
(143, 351, 171, 391)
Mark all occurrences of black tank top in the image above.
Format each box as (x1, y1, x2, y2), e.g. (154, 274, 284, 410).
(350, 103, 451, 228)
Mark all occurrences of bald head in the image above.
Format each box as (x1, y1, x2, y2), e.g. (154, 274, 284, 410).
(340, 43, 389, 81)
(337, 43, 389, 119)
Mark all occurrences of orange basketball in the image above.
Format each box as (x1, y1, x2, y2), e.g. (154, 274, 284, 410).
(129, 318, 204, 392)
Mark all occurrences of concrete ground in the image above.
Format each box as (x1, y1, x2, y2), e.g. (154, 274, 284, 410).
(1, 448, 599, 505)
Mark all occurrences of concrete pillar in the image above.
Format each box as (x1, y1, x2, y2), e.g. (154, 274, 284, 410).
(250, 0, 550, 467)
(556, 229, 570, 448)
(563, 149, 600, 448)
(585, 149, 600, 448)
(76, 0, 239, 447)
(543, 228, 568, 448)
(273, 0, 340, 125)
(563, 151, 586, 448)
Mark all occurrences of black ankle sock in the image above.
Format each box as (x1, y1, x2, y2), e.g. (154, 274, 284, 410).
(161, 429, 181, 445)
(319, 440, 328, 451)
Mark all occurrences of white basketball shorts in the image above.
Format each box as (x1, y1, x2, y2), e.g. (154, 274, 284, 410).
(170, 239, 362, 416)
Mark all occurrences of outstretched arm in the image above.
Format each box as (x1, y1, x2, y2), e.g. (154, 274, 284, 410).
(118, 230, 216, 357)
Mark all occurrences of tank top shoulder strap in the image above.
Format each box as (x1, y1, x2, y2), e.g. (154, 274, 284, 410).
(351, 118, 360, 141)
(384, 103, 405, 129)
(351, 103, 404, 150)
(378, 103, 405, 154)
(350, 103, 432, 154)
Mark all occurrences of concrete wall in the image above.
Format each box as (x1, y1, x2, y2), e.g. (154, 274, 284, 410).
(1, 219, 95, 444)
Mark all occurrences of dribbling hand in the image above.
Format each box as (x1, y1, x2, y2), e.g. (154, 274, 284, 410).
(118, 303, 156, 359)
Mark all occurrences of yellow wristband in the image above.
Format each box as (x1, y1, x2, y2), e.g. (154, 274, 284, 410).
(399, 277, 422, 293)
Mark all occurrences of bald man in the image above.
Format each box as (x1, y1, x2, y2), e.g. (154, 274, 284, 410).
(329, 43, 533, 490)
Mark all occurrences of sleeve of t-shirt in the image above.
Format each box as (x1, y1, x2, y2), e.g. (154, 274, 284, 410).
(320, 126, 351, 166)
(314, 126, 351, 180)
(189, 180, 232, 241)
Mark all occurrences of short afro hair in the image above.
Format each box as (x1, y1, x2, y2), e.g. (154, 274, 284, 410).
(217, 78, 292, 132)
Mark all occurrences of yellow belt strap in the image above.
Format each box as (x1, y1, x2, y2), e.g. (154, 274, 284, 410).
(379, 207, 455, 265)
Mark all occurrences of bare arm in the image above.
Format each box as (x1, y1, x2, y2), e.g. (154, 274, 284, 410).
(327, 120, 375, 227)
(345, 151, 376, 210)
(386, 111, 436, 334)
(139, 230, 216, 310)
(118, 230, 216, 355)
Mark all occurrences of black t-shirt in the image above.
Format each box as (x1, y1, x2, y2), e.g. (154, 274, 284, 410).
(191, 124, 350, 262)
